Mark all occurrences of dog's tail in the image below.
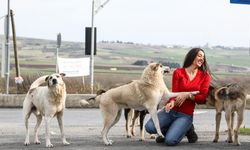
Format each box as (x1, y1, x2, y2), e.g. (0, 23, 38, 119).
(79, 89, 106, 107)
(214, 86, 227, 101)
(29, 75, 48, 91)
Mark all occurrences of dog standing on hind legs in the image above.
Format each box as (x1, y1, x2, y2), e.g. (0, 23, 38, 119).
(80, 63, 199, 146)
(23, 73, 70, 148)
(207, 83, 250, 146)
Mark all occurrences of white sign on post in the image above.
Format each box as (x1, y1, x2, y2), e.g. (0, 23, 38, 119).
(57, 57, 90, 77)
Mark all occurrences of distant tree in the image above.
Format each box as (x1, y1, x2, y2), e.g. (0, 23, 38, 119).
(160, 61, 180, 69)
(133, 60, 148, 66)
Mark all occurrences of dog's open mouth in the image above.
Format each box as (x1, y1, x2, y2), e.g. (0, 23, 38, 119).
(163, 67, 170, 74)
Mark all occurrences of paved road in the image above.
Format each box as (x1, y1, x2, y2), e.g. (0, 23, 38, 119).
(0, 108, 250, 150)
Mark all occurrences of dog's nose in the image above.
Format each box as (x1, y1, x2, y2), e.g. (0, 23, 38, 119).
(52, 79, 58, 84)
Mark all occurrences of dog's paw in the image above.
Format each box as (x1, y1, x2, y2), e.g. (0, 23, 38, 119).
(150, 134, 156, 139)
(233, 140, 241, 146)
(104, 140, 113, 146)
(34, 140, 41, 144)
(24, 141, 30, 146)
(46, 144, 53, 148)
(226, 139, 233, 143)
(139, 138, 145, 141)
(212, 139, 218, 143)
(126, 135, 132, 138)
(63, 140, 70, 145)
(46, 143, 53, 148)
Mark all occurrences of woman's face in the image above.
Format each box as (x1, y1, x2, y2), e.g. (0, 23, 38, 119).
(193, 50, 204, 67)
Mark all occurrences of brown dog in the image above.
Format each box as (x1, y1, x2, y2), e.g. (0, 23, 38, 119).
(207, 83, 250, 146)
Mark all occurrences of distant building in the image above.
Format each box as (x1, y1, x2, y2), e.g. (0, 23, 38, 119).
(204, 43, 213, 49)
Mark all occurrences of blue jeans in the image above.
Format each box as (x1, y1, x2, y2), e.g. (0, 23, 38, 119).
(145, 109, 193, 146)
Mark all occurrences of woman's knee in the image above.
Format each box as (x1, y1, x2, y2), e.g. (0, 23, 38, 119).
(145, 120, 156, 134)
(164, 132, 181, 146)
(164, 137, 179, 146)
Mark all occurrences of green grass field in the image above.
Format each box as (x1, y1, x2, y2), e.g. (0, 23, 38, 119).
(95, 46, 250, 67)
(240, 127, 250, 135)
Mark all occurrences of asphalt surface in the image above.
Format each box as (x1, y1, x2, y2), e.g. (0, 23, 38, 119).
(0, 108, 250, 150)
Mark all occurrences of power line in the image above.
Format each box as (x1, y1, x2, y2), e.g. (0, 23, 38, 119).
(0, 15, 6, 20)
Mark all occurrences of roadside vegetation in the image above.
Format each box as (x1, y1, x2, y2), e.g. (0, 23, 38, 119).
(240, 127, 250, 135)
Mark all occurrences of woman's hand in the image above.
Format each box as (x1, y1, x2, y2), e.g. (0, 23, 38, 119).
(165, 100, 175, 112)
(175, 93, 190, 107)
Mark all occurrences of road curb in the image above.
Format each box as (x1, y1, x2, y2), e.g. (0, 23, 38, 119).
(1, 94, 250, 109)
(0, 94, 97, 108)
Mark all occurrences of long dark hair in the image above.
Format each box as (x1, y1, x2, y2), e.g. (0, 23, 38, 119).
(182, 48, 210, 74)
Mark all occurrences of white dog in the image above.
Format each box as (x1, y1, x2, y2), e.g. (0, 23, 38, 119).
(80, 63, 199, 145)
(23, 73, 70, 148)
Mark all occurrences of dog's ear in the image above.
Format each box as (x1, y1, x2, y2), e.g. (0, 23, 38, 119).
(208, 85, 215, 96)
(206, 85, 216, 106)
(60, 73, 66, 77)
(96, 89, 106, 95)
(45, 76, 49, 81)
(209, 85, 215, 91)
(151, 63, 161, 71)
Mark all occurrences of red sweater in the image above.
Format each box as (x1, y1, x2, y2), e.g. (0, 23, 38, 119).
(168, 68, 210, 116)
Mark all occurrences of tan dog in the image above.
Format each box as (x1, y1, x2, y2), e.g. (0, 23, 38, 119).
(207, 83, 250, 146)
(23, 73, 70, 148)
(80, 63, 199, 145)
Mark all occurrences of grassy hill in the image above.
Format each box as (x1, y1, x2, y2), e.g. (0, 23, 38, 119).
(0, 36, 250, 93)
(1, 35, 250, 68)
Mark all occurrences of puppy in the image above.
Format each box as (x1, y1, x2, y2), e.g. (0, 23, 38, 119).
(80, 63, 199, 145)
(207, 83, 250, 146)
(23, 73, 70, 148)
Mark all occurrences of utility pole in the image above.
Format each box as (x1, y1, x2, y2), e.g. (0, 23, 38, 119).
(90, 0, 95, 94)
(90, 0, 110, 94)
(10, 10, 19, 78)
(4, 0, 10, 94)
(10, 9, 23, 93)
(56, 33, 61, 73)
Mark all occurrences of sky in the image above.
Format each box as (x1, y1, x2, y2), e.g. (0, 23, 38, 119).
(1, 0, 250, 47)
